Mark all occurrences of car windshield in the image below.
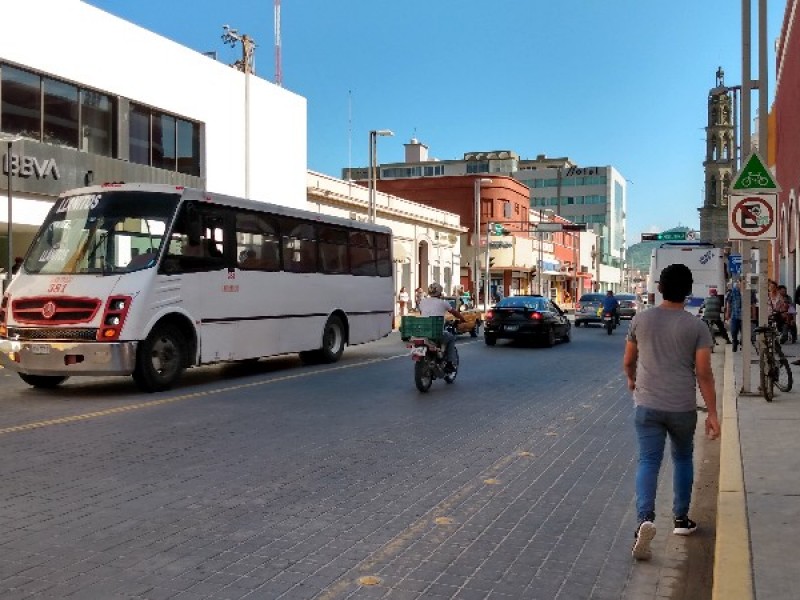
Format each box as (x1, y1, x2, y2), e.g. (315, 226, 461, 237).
(497, 297, 548, 311)
(580, 294, 604, 303)
(24, 191, 180, 275)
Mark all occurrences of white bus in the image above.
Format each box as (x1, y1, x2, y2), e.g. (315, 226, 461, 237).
(0, 184, 394, 392)
(646, 241, 726, 315)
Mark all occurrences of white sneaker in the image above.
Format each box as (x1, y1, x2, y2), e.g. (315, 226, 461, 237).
(632, 521, 656, 560)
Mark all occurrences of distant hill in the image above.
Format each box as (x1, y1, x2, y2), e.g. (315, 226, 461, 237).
(626, 227, 694, 273)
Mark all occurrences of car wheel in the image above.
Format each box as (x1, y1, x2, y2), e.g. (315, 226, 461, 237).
(562, 326, 571, 343)
(575, 321, 581, 328)
(544, 327, 556, 347)
(484, 334, 497, 346)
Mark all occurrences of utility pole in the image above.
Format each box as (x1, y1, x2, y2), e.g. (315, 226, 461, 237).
(222, 25, 256, 199)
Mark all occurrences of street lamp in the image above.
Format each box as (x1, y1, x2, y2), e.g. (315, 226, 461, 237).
(368, 129, 394, 223)
(473, 178, 492, 303)
(1, 134, 21, 292)
(537, 209, 555, 297)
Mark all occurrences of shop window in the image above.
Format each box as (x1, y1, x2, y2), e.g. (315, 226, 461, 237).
(43, 77, 79, 148)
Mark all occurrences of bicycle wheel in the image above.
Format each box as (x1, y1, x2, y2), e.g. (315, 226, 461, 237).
(759, 350, 774, 402)
(775, 358, 793, 393)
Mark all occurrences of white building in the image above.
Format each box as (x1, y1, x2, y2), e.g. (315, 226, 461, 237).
(1, 0, 306, 270)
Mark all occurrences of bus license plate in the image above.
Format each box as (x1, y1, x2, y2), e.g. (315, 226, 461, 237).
(30, 344, 51, 355)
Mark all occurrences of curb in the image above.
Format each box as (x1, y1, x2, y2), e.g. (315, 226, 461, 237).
(712, 348, 754, 600)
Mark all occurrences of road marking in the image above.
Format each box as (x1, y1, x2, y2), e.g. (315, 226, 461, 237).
(0, 354, 407, 436)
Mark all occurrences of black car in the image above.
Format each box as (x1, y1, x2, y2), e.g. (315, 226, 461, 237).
(484, 295, 571, 347)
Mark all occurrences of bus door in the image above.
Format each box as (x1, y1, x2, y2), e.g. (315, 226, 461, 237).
(159, 202, 239, 363)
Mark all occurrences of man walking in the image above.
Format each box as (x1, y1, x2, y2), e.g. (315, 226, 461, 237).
(623, 263, 720, 561)
(725, 281, 743, 351)
(700, 288, 731, 344)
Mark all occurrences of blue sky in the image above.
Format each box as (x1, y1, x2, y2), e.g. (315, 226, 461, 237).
(85, 0, 786, 246)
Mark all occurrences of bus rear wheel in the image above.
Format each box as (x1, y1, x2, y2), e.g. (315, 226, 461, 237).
(299, 316, 346, 365)
(18, 373, 69, 388)
(133, 324, 187, 393)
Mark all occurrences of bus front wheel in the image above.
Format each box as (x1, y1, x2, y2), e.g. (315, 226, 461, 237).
(133, 324, 187, 393)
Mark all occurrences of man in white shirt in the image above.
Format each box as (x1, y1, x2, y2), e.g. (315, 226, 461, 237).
(419, 282, 464, 371)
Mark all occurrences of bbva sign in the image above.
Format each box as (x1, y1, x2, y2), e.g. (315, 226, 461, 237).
(3, 153, 60, 180)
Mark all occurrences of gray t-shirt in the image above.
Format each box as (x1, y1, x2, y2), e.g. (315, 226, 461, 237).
(627, 306, 713, 412)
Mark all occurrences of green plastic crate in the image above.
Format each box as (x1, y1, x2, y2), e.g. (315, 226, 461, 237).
(400, 316, 444, 342)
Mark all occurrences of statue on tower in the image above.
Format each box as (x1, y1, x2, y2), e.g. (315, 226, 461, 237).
(716, 66, 725, 88)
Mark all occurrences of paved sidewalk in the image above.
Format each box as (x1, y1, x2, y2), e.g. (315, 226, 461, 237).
(713, 343, 800, 600)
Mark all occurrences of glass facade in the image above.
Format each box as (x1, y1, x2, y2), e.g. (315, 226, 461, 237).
(1, 63, 116, 156)
(128, 103, 201, 176)
(0, 62, 202, 176)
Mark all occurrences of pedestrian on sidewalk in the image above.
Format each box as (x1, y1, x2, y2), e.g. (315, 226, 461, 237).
(398, 287, 410, 316)
(622, 263, 721, 561)
(700, 288, 731, 344)
(725, 281, 742, 352)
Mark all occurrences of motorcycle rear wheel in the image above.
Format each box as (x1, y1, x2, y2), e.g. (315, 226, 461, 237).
(414, 360, 433, 392)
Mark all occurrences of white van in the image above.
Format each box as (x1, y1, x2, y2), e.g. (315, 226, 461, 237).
(646, 242, 726, 315)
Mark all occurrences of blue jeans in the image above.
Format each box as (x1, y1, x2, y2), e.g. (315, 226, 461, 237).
(441, 330, 457, 364)
(635, 405, 697, 522)
(729, 318, 741, 348)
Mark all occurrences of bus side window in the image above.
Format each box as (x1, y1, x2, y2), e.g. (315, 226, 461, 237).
(282, 220, 317, 273)
(349, 231, 376, 276)
(161, 206, 226, 273)
(319, 226, 348, 274)
(235, 212, 281, 271)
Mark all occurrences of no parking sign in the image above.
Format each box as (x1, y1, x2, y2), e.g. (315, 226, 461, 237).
(728, 194, 777, 240)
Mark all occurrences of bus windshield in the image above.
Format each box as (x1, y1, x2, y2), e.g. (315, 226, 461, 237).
(24, 191, 180, 275)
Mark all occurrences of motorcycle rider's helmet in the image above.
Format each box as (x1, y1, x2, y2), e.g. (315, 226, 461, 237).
(428, 282, 443, 297)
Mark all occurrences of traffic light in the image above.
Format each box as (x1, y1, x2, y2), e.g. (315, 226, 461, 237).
(489, 257, 495, 267)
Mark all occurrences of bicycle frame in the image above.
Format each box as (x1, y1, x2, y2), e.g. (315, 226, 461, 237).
(754, 318, 793, 401)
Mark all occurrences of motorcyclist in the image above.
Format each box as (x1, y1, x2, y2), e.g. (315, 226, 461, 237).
(602, 290, 620, 325)
(419, 282, 464, 372)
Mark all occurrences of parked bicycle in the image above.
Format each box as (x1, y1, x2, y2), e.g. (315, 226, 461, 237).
(754, 316, 793, 401)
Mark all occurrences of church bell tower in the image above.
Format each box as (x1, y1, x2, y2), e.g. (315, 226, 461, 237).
(699, 67, 736, 247)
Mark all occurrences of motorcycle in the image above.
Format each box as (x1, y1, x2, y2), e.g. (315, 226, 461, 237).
(602, 311, 616, 335)
(407, 320, 460, 392)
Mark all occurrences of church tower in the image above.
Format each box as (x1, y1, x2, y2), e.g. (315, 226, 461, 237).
(699, 67, 736, 247)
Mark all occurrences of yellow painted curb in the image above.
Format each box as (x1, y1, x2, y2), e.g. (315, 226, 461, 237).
(712, 348, 754, 600)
